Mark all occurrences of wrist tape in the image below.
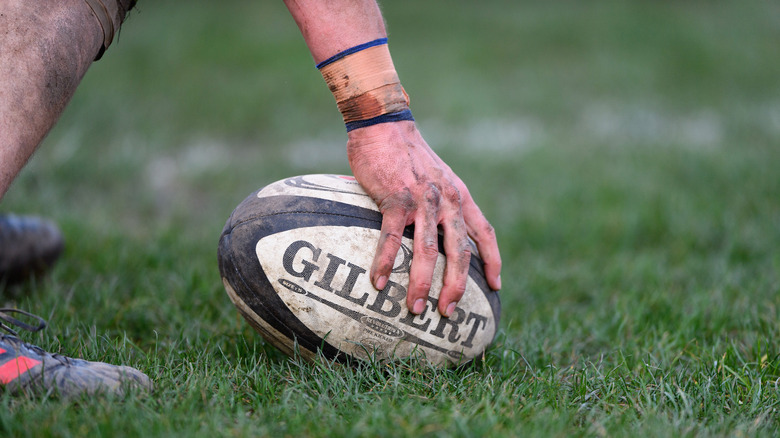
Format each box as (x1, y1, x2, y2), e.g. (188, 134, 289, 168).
(317, 38, 414, 132)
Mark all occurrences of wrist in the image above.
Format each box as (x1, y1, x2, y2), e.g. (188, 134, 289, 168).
(318, 38, 414, 132)
(346, 120, 419, 158)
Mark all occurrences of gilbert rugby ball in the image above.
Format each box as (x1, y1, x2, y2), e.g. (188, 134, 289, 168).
(218, 174, 500, 366)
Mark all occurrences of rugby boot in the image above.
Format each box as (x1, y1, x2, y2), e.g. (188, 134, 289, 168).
(0, 308, 152, 397)
(0, 214, 65, 286)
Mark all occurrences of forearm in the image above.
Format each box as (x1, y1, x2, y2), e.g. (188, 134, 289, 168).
(0, 0, 103, 198)
(285, 0, 411, 135)
(0, 0, 135, 199)
(283, 0, 387, 64)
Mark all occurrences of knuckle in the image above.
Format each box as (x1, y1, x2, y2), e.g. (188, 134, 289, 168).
(479, 221, 497, 239)
(419, 238, 440, 259)
(444, 271, 468, 293)
(458, 247, 472, 267)
(411, 278, 433, 293)
(483, 248, 502, 274)
(374, 257, 394, 273)
(451, 280, 468, 299)
(442, 183, 462, 206)
(379, 188, 416, 214)
(423, 183, 442, 209)
(449, 237, 471, 264)
(383, 231, 404, 248)
(375, 232, 404, 273)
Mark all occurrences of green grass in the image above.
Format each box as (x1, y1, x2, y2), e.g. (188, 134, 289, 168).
(2, 0, 780, 435)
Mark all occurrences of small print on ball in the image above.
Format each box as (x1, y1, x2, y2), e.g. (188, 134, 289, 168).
(218, 174, 500, 367)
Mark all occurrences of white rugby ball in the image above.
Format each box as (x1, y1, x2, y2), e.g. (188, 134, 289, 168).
(218, 174, 500, 367)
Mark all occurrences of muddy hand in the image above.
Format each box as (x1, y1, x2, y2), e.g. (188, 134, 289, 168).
(347, 121, 502, 318)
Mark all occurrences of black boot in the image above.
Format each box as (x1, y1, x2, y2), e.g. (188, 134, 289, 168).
(0, 214, 64, 287)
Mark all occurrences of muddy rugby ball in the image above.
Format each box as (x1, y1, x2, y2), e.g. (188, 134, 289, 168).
(218, 174, 500, 367)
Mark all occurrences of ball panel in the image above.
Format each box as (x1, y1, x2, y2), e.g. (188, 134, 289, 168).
(219, 219, 347, 361)
(222, 277, 317, 361)
(256, 174, 376, 212)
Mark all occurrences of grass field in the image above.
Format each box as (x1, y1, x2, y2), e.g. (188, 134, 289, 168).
(2, 0, 780, 435)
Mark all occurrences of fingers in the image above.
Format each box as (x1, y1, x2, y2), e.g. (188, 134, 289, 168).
(404, 182, 472, 319)
(438, 212, 471, 317)
(462, 194, 502, 291)
(406, 184, 441, 316)
(370, 207, 407, 291)
(371, 180, 491, 319)
(437, 163, 502, 291)
(349, 123, 500, 320)
(371, 188, 416, 290)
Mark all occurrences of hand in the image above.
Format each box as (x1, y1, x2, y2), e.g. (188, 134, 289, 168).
(347, 121, 502, 318)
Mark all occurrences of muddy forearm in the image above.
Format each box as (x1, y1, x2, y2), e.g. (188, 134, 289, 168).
(0, 0, 102, 198)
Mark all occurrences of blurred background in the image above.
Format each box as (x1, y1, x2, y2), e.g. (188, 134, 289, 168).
(2, 0, 779, 355)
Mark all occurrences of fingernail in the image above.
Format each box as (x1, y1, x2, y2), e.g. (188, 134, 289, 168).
(413, 298, 426, 315)
(445, 302, 458, 318)
(495, 275, 502, 290)
(375, 275, 388, 290)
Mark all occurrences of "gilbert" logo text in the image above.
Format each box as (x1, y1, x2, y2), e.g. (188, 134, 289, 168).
(281, 239, 488, 349)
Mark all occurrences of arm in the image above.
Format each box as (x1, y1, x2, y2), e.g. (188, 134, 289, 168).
(0, 0, 102, 198)
(0, 0, 134, 199)
(284, 0, 502, 318)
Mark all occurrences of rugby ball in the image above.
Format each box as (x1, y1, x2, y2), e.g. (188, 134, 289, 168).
(218, 174, 500, 367)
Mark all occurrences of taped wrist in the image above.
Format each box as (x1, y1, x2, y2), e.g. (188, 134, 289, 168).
(317, 38, 414, 132)
(83, 0, 137, 60)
